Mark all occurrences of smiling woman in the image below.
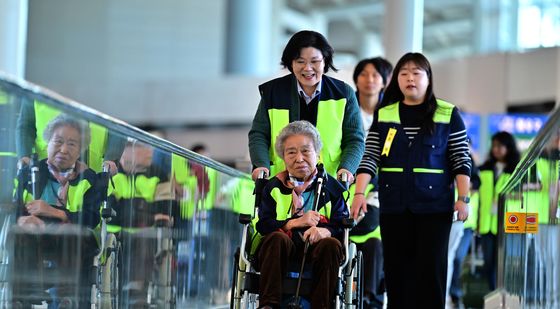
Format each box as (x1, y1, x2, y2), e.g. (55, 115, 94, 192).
(248, 30, 364, 184)
(255, 120, 349, 308)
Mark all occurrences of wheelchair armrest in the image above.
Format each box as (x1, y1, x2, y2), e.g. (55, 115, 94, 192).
(239, 214, 252, 225)
(341, 217, 355, 229)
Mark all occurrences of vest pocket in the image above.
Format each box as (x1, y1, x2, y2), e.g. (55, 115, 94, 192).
(378, 172, 402, 209)
(413, 173, 447, 203)
(422, 136, 446, 156)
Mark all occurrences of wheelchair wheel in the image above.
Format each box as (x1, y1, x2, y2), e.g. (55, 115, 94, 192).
(354, 250, 364, 309)
(98, 233, 120, 309)
(230, 248, 239, 309)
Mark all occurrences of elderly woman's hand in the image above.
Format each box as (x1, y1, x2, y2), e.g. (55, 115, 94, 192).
(26, 200, 69, 222)
(295, 210, 321, 228)
(17, 215, 46, 230)
(283, 210, 321, 231)
(303, 226, 331, 244)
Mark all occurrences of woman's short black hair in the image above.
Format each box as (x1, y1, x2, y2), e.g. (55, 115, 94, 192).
(280, 30, 337, 74)
(352, 57, 393, 86)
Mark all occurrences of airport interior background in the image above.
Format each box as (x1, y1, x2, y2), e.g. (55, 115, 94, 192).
(0, 0, 559, 308)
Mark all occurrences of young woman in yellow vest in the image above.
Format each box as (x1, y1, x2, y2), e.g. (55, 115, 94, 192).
(256, 121, 348, 309)
(13, 114, 101, 308)
(350, 53, 472, 309)
(478, 131, 520, 291)
(351, 56, 393, 309)
(248, 30, 364, 183)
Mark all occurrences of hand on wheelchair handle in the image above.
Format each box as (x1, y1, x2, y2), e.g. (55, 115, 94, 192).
(252, 167, 269, 180)
(337, 169, 354, 185)
(350, 194, 368, 220)
(295, 211, 320, 228)
(303, 226, 331, 244)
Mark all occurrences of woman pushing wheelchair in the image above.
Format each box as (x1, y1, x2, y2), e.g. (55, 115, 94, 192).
(256, 120, 349, 309)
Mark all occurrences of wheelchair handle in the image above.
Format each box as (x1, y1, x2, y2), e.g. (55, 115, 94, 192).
(339, 172, 349, 191)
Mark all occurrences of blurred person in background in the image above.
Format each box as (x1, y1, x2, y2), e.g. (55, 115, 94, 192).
(106, 139, 173, 306)
(248, 30, 364, 182)
(350, 56, 393, 308)
(478, 131, 520, 291)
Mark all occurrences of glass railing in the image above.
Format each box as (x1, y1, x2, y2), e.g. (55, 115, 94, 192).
(489, 106, 560, 308)
(0, 71, 254, 308)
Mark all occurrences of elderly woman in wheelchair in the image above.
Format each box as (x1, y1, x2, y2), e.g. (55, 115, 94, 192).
(12, 114, 101, 308)
(255, 120, 349, 309)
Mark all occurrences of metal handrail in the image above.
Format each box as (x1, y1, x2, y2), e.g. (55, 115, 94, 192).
(0, 71, 250, 179)
(495, 104, 559, 291)
(500, 106, 560, 194)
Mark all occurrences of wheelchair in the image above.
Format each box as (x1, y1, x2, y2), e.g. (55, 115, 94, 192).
(91, 164, 121, 309)
(9, 223, 99, 309)
(230, 174, 364, 309)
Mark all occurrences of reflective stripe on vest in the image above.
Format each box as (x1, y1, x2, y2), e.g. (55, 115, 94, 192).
(378, 99, 453, 126)
(464, 191, 479, 230)
(34, 102, 61, 159)
(267, 98, 346, 177)
(171, 154, 198, 219)
(111, 173, 160, 202)
(479, 170, 510, 235)
(350, 226, 381, 243)
(22, 178, 92, 213)
(270, 186, 332, 221)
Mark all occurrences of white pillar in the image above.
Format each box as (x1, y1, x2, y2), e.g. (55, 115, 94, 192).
(383, 0, 423, 65)
(0, 0, 28, 78)
(358, 32, 384, 60)
(225, 0, 273, 76)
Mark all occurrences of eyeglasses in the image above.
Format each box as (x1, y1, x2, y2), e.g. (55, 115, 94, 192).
(293, 58, 324, 67)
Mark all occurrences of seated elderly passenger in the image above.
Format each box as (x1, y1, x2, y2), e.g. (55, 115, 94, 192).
(256, 120, 349, 309)
(12, 114, 101, 306)
(15, 114, 100, 229)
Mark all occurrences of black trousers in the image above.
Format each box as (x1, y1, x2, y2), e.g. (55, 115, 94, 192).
(380, 210, 452, 309)
(355, 237, 384, 308)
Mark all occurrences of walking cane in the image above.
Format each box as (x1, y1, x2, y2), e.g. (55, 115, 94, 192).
(30, 153, 40, 200)
(288, 164, 326, 309)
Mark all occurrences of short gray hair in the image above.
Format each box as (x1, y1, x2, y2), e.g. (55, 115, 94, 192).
(274, 120, 322, 159)
(43, 114, 91, 149)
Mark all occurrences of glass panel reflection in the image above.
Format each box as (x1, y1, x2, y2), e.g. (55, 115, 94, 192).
(0, 80, 248, 308)
(498, 122, 560, 308)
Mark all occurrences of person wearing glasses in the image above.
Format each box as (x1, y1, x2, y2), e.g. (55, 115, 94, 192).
(249, 30, 364, 182)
